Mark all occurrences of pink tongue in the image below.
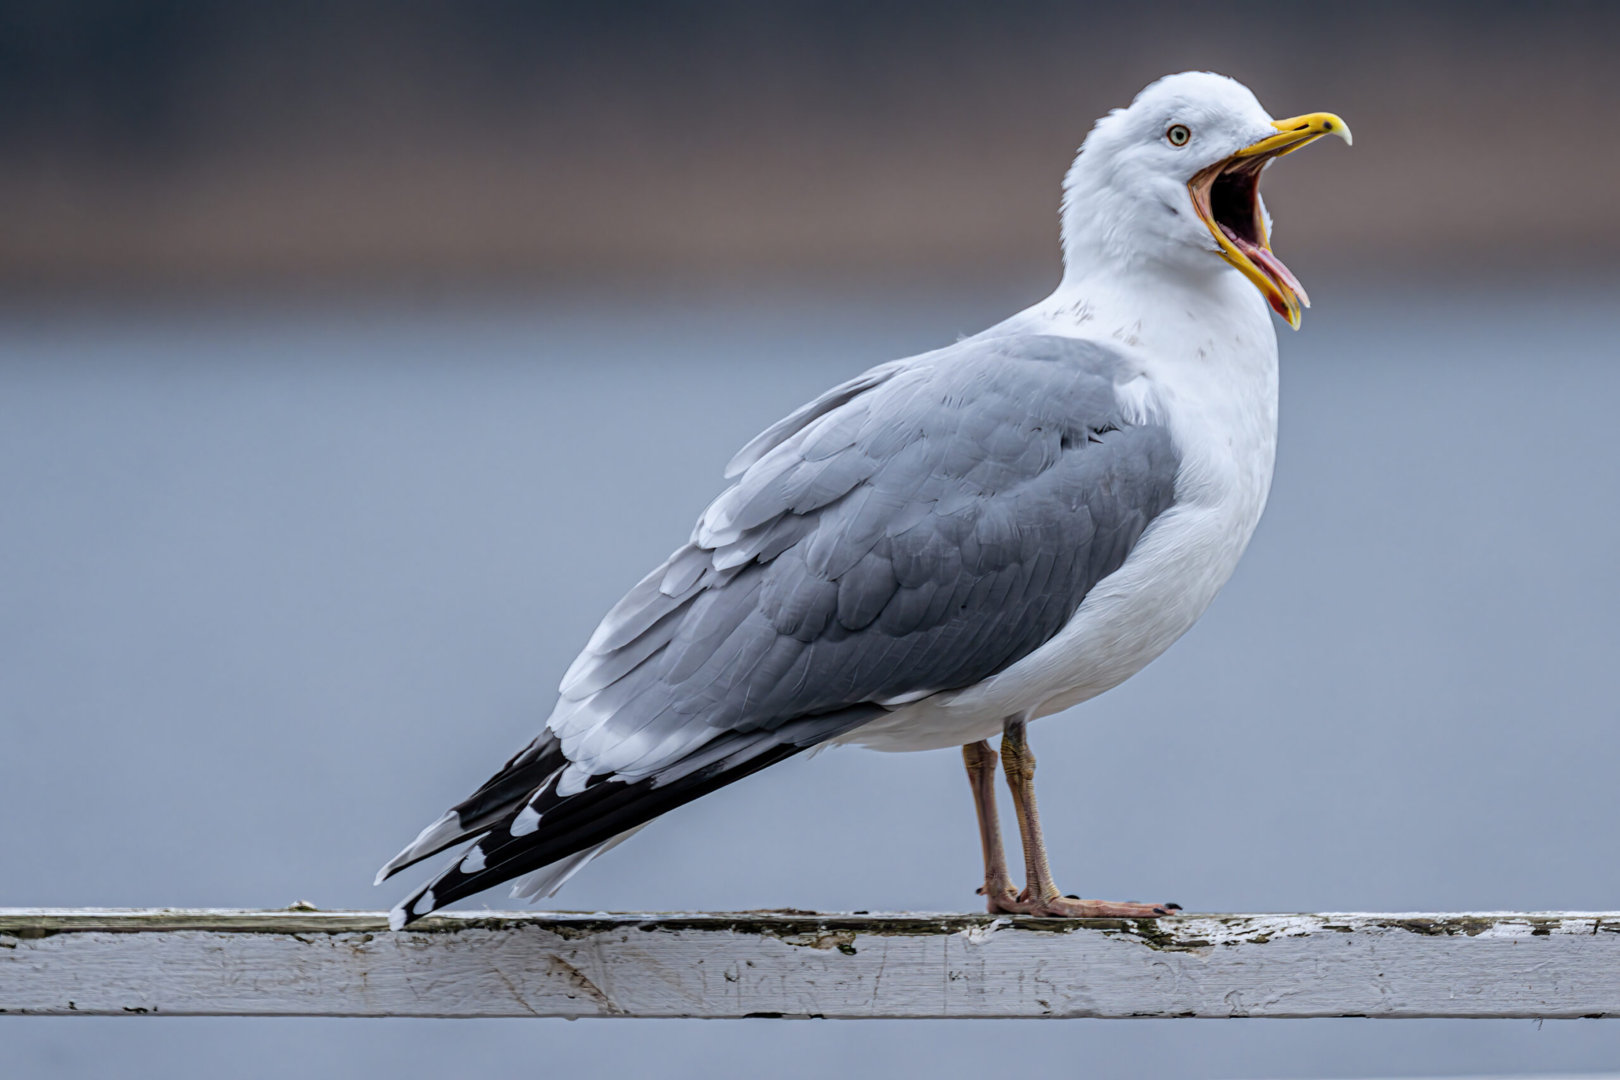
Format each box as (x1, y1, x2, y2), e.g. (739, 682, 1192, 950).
(1220, 224, 1310, 308)
(1250, 245, 1309, 308)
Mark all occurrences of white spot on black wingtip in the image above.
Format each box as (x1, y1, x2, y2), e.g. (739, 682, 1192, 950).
(388, 906, 408, 932)
(510, 804, 541, 837)
(459, 845, 486, 874)
(412, 890, 436, 918)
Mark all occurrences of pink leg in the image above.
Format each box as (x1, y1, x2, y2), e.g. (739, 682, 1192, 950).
(961, 740, 1017, 911)
(991, 718, 1181, 918)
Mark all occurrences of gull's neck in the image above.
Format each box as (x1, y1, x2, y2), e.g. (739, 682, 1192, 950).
(1004, 258, 1274, 367)
(1040, 147, 1272, 352)
(978, 150, 1281, 384)
(1055, 143, 1199, 283)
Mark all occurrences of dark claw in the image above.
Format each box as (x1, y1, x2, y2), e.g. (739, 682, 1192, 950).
(1064, 894, 1080, 899)
(1165, 902, 1183, 911)
(975, 886, 986, 895)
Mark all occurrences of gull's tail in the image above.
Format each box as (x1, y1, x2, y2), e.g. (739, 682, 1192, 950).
(377, 707, 881, 930)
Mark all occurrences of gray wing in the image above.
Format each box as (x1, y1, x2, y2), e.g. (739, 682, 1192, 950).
(552, 333, 1178, 776)
(381, 332, 1179, 923)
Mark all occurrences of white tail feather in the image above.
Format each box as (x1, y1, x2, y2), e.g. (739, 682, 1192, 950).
(374, 811, 462, 886)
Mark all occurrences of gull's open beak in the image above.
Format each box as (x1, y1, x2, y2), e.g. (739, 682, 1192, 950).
(1188, 112, 1352, 329)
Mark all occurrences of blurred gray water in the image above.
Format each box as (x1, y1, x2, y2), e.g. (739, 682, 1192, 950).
(4, 281, 1619, 1077)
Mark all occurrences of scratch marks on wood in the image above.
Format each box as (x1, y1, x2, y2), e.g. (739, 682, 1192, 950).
(539, 955, 619, 1016)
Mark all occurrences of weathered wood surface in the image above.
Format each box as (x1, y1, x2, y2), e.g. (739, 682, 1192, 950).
(4, 909, 1620, 1019)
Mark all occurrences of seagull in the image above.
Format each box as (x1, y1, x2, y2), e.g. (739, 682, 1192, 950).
(378, 71, 1350, 929)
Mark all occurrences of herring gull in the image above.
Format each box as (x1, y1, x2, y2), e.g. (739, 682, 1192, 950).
(378, 71, 1351, 927)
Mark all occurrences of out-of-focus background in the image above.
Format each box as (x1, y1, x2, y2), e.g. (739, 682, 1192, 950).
(4, 2, 1619, 1078)
(4, 0, 1619, 288)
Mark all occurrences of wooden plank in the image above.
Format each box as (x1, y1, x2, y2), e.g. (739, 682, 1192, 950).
(3, 909, 1620, 1019)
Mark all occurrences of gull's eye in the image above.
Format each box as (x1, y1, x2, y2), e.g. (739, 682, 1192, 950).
(1166, 124, 1191, 147)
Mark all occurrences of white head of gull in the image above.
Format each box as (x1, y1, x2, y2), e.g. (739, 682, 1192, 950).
(1057, 70, 1349, 326)
(378, 72, 1351, 929)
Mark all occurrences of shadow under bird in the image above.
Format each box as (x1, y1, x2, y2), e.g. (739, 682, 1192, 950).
(377, 71, 1351, 928)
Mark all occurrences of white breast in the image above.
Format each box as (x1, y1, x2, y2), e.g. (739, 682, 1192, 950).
(842, 273, 1279, 752)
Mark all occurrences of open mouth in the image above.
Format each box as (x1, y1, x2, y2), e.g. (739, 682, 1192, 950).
(1187, 112, 1351, 329)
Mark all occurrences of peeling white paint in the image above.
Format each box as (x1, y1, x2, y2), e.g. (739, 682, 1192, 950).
(958, 917, 1009, 945)
(2, 909, 1618, 1019)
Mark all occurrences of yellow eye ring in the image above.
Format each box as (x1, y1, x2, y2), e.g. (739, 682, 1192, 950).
(1166, 124, 1191, 147)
